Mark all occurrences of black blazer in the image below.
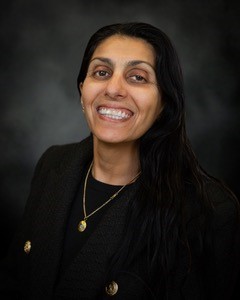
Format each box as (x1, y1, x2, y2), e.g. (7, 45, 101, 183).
(1, 137, 240, 299)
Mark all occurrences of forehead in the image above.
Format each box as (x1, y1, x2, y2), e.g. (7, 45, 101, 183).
(91, 35, 156, 66)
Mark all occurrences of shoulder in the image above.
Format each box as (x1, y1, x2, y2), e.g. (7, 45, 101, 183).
(40, 136, 93, 164)
(205, 180, 239, 230)
(35, 136, 93, 170)
(29, 136, 93, 186)
(184, 179, 240, 249)
(186, 179, 239, 223)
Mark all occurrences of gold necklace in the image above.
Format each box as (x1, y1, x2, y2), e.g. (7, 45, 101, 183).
(78, 162, 141, 232)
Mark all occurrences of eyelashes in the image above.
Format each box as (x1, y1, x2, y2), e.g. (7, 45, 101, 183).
(92, 69, 111, 79)
(89, 67, 150, 84)
(128, 74, 147, 83)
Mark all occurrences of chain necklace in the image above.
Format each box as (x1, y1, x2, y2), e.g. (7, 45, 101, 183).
(78, 161, 141, 232)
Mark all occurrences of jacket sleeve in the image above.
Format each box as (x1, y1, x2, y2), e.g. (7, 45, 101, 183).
(0, 146, 56, 298)
(207, 193, 240, 299)
(182, 184, 240, 300)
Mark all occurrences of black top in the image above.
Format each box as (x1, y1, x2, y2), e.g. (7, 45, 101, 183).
(60, 168, 136, 275)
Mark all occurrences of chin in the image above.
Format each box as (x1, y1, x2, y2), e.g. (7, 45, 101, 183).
(93, 133, 132, 145)
(95, 137, 127, 145)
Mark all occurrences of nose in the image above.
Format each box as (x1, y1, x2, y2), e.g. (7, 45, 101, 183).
(105, 73, 127, 100)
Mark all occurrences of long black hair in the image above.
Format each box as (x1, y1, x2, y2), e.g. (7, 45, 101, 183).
(77, 23, 236, 297)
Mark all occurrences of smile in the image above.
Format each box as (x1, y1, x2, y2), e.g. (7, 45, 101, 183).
(97, 107, 132, 120)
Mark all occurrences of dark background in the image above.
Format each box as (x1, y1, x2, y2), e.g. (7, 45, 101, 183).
(1, 0, 239, 257)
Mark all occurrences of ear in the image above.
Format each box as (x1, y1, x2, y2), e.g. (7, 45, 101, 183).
(79, 82, 83, 93)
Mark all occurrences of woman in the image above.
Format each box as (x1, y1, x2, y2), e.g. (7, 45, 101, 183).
(1, 22, 240, 299)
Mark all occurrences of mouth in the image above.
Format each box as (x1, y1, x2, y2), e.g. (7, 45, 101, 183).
(97, 106, 133, 120)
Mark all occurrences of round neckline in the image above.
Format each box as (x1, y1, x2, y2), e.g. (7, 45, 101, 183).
(88, 172, 139, 193)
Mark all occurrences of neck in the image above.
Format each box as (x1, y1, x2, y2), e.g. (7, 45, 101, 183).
(92, 139, 140, 185)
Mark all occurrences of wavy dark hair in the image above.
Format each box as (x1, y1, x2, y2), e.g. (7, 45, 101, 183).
(77, 23, 233, 297)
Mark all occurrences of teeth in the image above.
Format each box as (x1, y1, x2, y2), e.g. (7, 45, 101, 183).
(98, 108, 131, 120)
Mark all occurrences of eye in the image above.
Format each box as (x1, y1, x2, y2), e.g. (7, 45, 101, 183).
(93, 69, 111, 79)
(130, 74, 147, 83)
(127, 70, 148, 84)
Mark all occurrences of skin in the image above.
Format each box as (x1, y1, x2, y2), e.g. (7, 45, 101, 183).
(80, 35, 163, 185)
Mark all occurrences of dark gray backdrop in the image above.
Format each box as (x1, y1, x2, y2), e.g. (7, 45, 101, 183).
(1, 0, 239, 257)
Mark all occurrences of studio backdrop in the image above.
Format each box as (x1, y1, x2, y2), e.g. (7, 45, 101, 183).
(1, 0, 239, 257)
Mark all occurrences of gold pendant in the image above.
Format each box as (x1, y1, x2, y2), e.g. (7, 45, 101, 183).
(78, 220, 87, 232)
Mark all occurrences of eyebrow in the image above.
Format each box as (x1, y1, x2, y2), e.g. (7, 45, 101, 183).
(89, 57, 155, 71)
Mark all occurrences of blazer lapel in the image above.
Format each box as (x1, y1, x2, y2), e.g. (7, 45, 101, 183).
(27, 138, 93, 296)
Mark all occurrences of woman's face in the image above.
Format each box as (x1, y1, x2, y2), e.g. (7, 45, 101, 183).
(80, 35, 162, 146)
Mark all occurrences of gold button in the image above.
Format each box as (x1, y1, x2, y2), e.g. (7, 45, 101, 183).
(105, 281, 118, 296)
(24, 240, 31, 254)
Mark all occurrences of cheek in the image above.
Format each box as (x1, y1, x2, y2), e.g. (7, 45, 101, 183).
(81, 80, 100, 103)
(151, 89, 162, 116)
(137, 91, 162, 118)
